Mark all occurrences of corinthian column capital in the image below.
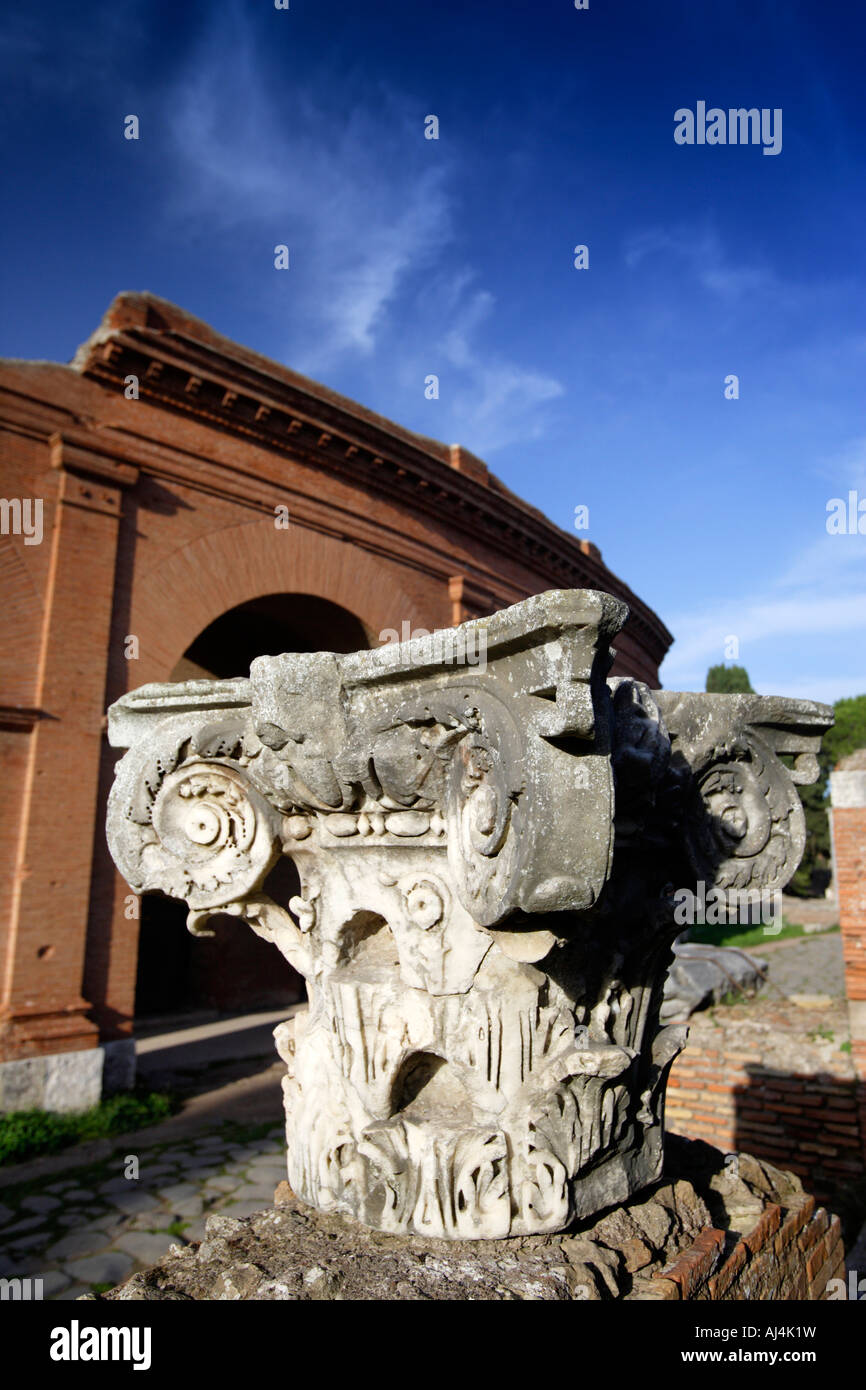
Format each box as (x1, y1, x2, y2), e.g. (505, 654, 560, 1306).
(106, 591, 831, 1238)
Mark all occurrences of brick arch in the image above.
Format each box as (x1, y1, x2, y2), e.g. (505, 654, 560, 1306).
(130, 518, 433, 683)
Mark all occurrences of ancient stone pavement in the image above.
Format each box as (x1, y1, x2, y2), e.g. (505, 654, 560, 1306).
(0, 1121, 288, 1299)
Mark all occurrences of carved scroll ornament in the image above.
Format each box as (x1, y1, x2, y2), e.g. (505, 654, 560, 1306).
(106, 591, 831, 1238)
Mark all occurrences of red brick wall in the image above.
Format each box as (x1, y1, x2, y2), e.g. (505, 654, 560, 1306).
(648, 1194, 846, 1300)
(667, 1044, 864, 1201)
(834, 805, 866, 1092)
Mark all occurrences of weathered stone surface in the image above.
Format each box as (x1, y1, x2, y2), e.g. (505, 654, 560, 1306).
(662, 942, 768, 1021)
(0, 1057, 46, 1111)
(43, 1048, 103, 1113)
(0, 1048, 104, 1115)
(106, 590, 830, 1238)
(95, 1137, 802, 1301)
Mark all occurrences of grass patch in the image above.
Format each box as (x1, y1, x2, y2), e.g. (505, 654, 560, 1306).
(688, 918, 839, 952)
(0, 1090, 177, 1167)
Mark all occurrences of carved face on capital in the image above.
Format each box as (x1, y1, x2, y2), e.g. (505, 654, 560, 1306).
(700, 764, 771, 859)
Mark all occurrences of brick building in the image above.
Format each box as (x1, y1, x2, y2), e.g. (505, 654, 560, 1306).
(0, 291, 672, 1106)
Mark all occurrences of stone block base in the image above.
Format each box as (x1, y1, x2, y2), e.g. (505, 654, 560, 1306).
(0, 1040, 136, 1114)
(96, 1136, 844, 1301)
(0, 1048, 103, 1113)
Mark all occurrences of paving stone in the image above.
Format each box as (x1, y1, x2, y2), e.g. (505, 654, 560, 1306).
(20, 1194, 61, 1214)
(58, 1283, 92, 1300)
(63, 1252, 134, 1286)
(8, 1233, 51, 1253)
(171, 1198, 205, 1219)
(232, 1185, 281, 1205)
(203, 1195, 238, 1215)
(97, 1225, 133, 1245)
(763, 933, 846, 999)
(98, 1176, 144, 1197)
(0, 1203, 16, 1225)
(185, 1164, 222, 1181)
(44, 1181, 77, 1195)
(244, 1173, 287, 1191)
(113, 1231, 177, 1264)
(137, 1164, 182, 1182)
(203, 1175, 241, 1193)
(0, 1251, 43, 1278)
(3, 1215, 45, 1236)
(46, 1230, 113, 1261)
(54, 1209, 90, 1228)
(41, 1269, 73, 1298)
(61, 1188, 97, 1204)
(221, 1199, 272, 1219)
(127, 1212, 169, 1232)
(157, 1182, 199, 1203)
(111, 1190, 163, 1216)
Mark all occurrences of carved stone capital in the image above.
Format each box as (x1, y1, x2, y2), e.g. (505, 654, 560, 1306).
(106, 591, 831, 1238)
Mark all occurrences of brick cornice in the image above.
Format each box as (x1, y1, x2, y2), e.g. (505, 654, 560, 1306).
(75, 324, 671, 665)
(1, 294, 672, 666)
(49, 429, 139, 489)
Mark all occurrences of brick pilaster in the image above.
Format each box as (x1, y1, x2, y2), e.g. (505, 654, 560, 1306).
(0, 436, 137, 1061)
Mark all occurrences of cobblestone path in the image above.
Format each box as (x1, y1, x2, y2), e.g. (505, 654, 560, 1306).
(0, 1123, 286, 1300)
(761, 931, 846, 999)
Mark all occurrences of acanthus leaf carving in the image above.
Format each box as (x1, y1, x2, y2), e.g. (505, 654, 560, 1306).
(106, 592, 832, 1238)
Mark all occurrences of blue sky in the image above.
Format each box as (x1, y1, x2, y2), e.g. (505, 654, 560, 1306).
(2, 0, 864, 702)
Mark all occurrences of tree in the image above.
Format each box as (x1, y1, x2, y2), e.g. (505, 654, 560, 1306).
(789, 694, 866, 896)
(705, 664, 754, 693)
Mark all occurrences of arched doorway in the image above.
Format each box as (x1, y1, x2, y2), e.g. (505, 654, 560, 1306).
(134, 593, 369, 1022)
(169, 592, 371, 681)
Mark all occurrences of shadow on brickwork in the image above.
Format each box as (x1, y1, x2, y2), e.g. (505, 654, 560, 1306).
(731, 1065, 866, 1245)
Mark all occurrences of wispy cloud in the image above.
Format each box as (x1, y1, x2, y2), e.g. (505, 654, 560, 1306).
(624, 225, 781, 301)
(164, 21, 452, 370)
(435, 288, 563, 452)
(660, 439, 866, 703)
(160, 11, 563, 451)
(812, 434, 866, 488)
